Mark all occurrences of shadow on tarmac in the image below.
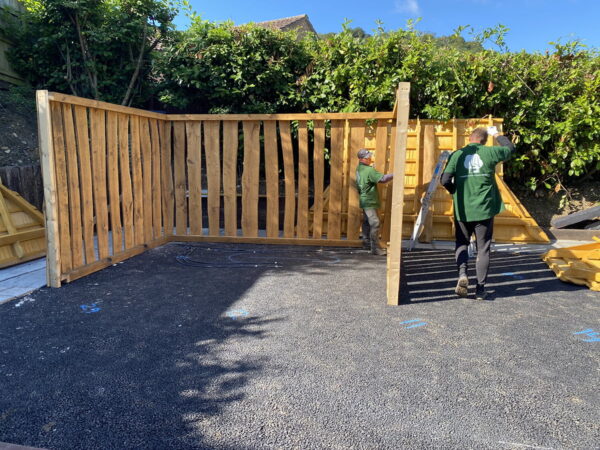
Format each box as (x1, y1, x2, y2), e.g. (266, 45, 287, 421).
(399, 248, 586, 304)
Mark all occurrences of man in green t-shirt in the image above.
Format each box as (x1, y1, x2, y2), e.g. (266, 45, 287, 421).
(356, 149, 394, 255)
(441, 127, 515, 300)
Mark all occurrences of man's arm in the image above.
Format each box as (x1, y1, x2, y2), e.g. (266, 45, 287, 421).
(487, 126, 515, 160)
(441, 172, 455, 194)
(378, 174, 393, 183)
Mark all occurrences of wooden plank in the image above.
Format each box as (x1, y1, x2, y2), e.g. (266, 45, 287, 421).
(173, 235, 362, 247)
(49, 101, 70, 272)
(62, 103, 83, 267)
(280, 120, 295, 238)
(0, 185, 24, 259)
(73, 105, 96, 264)
(341, 119, 351, 235)
(186, 121, 203, 235)
(160, 121, 174, 236)
(312, 121, 325, 239)
(172, 121, 187, 236)
(118, 114, 135, 249)
(204, 121, 221, 236)
(48, 92, 164, 120)
(263, 121, 279, 238)
(387, 82, 411, 306)
(421, 125, 436, 243)
(328, 119, 344, 240)
(242, 121, 260, 237)
(140, 117, 155, 241)
(130, 115, 144, 246)
(168, 112, 396, 121)
(150, 119, 163, 239)
(552, 205, 600, 229)
(37, 91, 61, 287)
(297, 120, 309, 238)
(374, 119, 390, 224)
(222, 121, 238, 237)
(347, 120, 364, 240)
(63, 236, 169, 283)
(90, 108, 110, 260)
(106, 111, 123, 254)
(0, 228, 45, 246)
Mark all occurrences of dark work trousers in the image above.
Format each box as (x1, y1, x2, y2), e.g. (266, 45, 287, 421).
(362, 208, 380, 250)
(455, 217, 494, 287)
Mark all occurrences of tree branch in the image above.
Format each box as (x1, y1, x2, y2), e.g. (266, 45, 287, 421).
(121, 23, 149, 106)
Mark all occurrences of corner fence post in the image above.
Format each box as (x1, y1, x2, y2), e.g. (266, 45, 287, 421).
(387, 82, 411, 305)
(36, 90, 62, 287)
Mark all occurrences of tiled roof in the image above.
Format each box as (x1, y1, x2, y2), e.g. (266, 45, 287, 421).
(254, 14, 316, 33)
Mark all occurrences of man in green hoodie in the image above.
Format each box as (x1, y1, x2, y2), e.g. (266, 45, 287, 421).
(441, 126, 515, 300)
(356, 149, 394, 255)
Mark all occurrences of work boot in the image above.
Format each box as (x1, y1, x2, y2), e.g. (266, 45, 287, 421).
(362, 239, 371, 249)
(475, 284, 488, 301)
(455, 275, 469, 298)
(371, 241, 386, 256)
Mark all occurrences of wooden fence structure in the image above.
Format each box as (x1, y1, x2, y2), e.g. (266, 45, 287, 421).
(36, 84, 546, 305)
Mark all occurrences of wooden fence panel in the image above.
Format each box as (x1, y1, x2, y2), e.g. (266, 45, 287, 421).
(222, 121, 238, 237)
(297, 121, 309, 239)
(280, 120, 295, 238)
(107, 111, 123, 254)
(242, 121, 260, 237)
(130, 116, 145, 246)
(204, 121, 221, 236)
(263, 121, 279, 238)
(50, 102, 71, 273)
(186, 121, 203, 235)
(90, 108, 109, 260)
(62, 103, 83, 267)
(173, 121, 187, 236)
(312, 121, 325, 239)
(118, 114, 135, 250)
(328, 120, 344, 240)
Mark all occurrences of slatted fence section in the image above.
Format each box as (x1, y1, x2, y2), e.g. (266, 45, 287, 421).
(163, 117, 392, 244)
(40, 93, 168, 286)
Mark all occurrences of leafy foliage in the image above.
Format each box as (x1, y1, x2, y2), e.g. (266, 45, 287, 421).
(3, 0, 180, 105)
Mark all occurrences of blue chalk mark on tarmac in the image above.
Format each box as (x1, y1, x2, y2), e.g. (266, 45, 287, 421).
(573, 329, 600, 342)
(400, 319, 427, 329)
(80, 303, 101, 314)
(502, 272, 524, 280)
(226, 309, 249, 320)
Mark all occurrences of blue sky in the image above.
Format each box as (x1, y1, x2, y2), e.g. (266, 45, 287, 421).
(174, 0, 599, 53)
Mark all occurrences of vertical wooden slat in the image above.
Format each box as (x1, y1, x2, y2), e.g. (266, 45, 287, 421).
(387, 82, 411, 306)
(347, 120, 364, 240)
(422, 125, 436, 243)
(204, 121, 221, 236)
(296, 120, 309, 238)
(222, 121, 238, 237)
(312, 120, 325, 239)
(341, 119, 351, 236)
(62, 103, 83, 268)
(130, 115, 144, 246)
(279, 120, 295, 238)
(172, 122, 187, 236)
(380, 121, 396, 246)
(106, 111, 123, 254)
(37, 91, 61, 286)
(242, 121, 260, 237)
(140, 118, 154, 241)
(118, 114, 134, 249)
(90, 108, 109, 260)
(49, 102, 71, 273)
(74, 105, 95, 263)
(150, 119, 162, 239)
(328, 119, 344, 240)
(186, 121, 203, 235)
(375, 119, 390, 223)
(160, 121, 174, 236)
(263, 121, 279, 238)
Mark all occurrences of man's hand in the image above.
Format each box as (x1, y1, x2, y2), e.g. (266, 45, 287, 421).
(487, 126, 499, 137)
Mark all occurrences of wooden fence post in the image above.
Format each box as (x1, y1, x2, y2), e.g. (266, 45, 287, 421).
(386, 83, 410, 305)
(36, 90, 61, 287)
(421, 125, 436, 243)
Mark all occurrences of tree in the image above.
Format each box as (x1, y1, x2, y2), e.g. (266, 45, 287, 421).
(4, 0, 180, 106)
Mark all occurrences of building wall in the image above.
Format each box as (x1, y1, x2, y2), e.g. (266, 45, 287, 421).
(0, 0, 24, 84)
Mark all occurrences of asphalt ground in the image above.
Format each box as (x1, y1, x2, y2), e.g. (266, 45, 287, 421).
(0, 243, 598, 449)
